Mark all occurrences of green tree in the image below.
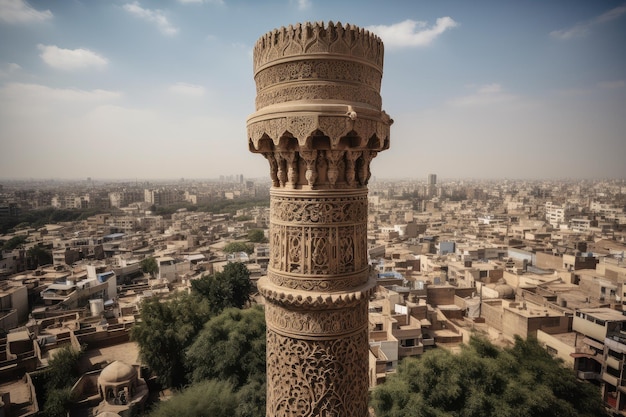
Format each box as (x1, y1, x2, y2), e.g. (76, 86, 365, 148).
(140, 256, 159, 277)
(371, 335, 607, 417)
(186, 306, 266, 388)
(150, 379, 240, 417)
(39, 346, 82, 417)
(191, 262, 252, 314)
(247, 229, 266, 243)
(131, 293, 211, 388)
(27, 245, 52, 268)
(223, 242, 254, 254)
(2, 234, 27, 250)
(43, 388, 74, 417)
(45, 345, 82, 390)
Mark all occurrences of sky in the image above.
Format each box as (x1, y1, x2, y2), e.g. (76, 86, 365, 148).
(0, 0, 625, 181)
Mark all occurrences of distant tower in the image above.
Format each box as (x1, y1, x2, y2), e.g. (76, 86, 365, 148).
(247, 22, 392, 417)
(427, 173, 437, 198)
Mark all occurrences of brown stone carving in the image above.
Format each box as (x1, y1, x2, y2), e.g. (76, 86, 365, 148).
(247, 21, 391, 417)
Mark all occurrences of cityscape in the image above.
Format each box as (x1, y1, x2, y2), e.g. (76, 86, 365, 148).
(0, 175, 625, 415)
(2, 1, 626, 417)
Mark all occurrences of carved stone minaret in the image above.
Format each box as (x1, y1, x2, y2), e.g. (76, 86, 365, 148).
(247, 22, 392, 417)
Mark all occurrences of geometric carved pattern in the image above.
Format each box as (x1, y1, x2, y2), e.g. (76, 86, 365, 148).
(269, 191, 368, 275)
(266, 327, 370, 417)
(269, 223, 367, 275)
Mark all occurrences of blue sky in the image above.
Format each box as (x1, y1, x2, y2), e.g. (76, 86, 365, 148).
(0, 0, 625, 180)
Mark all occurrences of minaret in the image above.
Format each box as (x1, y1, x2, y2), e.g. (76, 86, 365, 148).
(247, 22, 392, 417)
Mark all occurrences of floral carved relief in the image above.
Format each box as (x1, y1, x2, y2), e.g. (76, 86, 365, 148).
(265, 302, 368, 338)
(266, 327, 370, 417)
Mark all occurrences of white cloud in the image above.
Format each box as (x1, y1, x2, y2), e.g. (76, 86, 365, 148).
(123, 1, 178, 36)
(0, 0, 52, 23)
(448, 83, 516, 107)
(178, 0, 224, 4)
(550, 5, 626, 39)
(38, 44, 108, 71)
(168, 82, 205, 97)
(366, 17, 457, 48)
(293, 0, 311, 10)
(0, 62, 21, 77)
(1, 82, 121, 102)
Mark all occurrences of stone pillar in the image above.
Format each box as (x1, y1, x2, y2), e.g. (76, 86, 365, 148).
(247, 22, 392, 417)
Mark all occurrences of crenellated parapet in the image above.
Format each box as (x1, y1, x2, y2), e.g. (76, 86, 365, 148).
(252, 21, 384, 75)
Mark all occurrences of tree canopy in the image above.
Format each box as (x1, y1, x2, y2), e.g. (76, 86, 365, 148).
(27, 245, 52, 268)
(191, 262, 252, 314)
(371, 335, 607, 417)
(150, 379, 261, 417)
(131, 293, 212, 388)
(140, 256, 159, 277)
(223, 241, 254, 254)
(186, 306, 266, 388)
(2, 234, 27, 250)
(132, 262, 254, 388)
(35, 345, 82, 417)
(247, 229, 266, 243)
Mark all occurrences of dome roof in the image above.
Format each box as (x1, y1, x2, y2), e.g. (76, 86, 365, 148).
(99, 361, 136, 383)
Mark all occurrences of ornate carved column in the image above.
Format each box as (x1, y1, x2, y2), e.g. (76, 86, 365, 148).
(247, 22, 392, 417)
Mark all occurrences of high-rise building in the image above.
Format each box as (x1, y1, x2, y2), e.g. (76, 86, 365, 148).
(247, 22, 392, 417)
(428, 173, 437, 185)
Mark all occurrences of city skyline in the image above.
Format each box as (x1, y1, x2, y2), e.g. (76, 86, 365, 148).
(1, 0, 625, 181)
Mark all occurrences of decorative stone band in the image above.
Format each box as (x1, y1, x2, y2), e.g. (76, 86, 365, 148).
(255, 81, 383, 112)
(269, 189, 368, 274)
(266, 268, 369, 292)
(266, 328, 370, 417)
(265, 300, 368, 339)
(247, 111, 392, 152)
(253, 21, 384, 75)
(256, 275, 376, 310)
(268, 224, 368, 274)
(270, 191, 368, 224)
(254, 59, 382, 110)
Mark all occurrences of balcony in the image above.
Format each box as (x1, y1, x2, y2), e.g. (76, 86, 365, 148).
(607, 355, 623, 370)
(398, 345, 424, 358)
(422, 335, 435, 346)
(603, 372, 619, 387)
(392, 326, 421, 340)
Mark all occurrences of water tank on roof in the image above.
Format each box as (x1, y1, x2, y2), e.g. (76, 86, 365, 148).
(90, 299, 104, 316)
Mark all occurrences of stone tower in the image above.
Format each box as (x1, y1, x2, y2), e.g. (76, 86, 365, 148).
(247, 22, 392, 417)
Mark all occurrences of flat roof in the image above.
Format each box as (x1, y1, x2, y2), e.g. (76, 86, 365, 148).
(578, 307, 626, 322)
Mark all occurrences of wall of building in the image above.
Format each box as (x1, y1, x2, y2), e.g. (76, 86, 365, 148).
(536, 252, 563, 270)
(426, 286, 455, 306)
(536, 330, 576, 366)
(481, 300, 503, 331)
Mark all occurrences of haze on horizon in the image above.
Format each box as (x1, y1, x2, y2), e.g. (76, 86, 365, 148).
(1, 0, 625, 181)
